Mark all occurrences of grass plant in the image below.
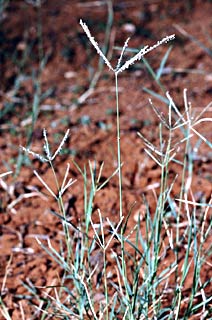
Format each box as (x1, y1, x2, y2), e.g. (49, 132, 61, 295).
(1, 19, 212, 320)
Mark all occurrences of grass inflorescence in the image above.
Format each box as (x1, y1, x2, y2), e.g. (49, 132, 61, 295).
(1, 18, 212, 320)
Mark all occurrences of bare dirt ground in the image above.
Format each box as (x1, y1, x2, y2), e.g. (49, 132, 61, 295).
(0, 0, 212, 318)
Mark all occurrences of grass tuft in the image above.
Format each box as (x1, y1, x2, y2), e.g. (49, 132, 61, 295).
(1, 18, 211, 320)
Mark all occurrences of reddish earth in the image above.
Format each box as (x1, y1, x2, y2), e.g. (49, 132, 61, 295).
(0, 0, 212, 319)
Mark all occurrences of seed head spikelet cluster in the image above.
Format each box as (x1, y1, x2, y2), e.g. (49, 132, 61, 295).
(21, 129, 70, 162)
(43, 128, 70, 161)
(21, 146, 47, 162)
(80, 19, 175, 74)
(79, 19, 113, 71)
(0, 171, 13, 178)
(115, 37, 130, 71)
(43, 128, 51, 160)
(117, 35, 175, 74)
(22, 129, 76, 200)
(52, 128, 70, 160)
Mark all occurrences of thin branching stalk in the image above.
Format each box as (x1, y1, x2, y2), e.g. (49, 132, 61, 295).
(23, 129, 74, 265)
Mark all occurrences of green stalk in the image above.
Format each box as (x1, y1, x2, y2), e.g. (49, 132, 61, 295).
(49, 161, 71, 261)
(115, 73, 123, 219)
(103, 248, 109, 319)
(176, 129, 190, 244)
(115, 73, 133, 318)
(174, 123, 191, 317)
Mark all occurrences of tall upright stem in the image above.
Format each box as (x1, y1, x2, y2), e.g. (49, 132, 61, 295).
(115, 73, 132, 314)
(115, 73, 123, 219)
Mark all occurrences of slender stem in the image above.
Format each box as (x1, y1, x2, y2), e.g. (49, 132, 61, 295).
(115, 73, 133, 317)
(103, 249, 109, 319)
(115, 72, 123, 219)
(49, 161, 71, 260)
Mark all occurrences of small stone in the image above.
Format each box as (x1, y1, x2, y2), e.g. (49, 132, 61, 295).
(64, 71, 77, 79)
(17, 42, 27, 51)
(122, 23, 136, 34)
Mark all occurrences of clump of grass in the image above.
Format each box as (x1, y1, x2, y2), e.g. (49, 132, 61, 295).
(1, 20, 212, 320)
(17, 90, 211, 319)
